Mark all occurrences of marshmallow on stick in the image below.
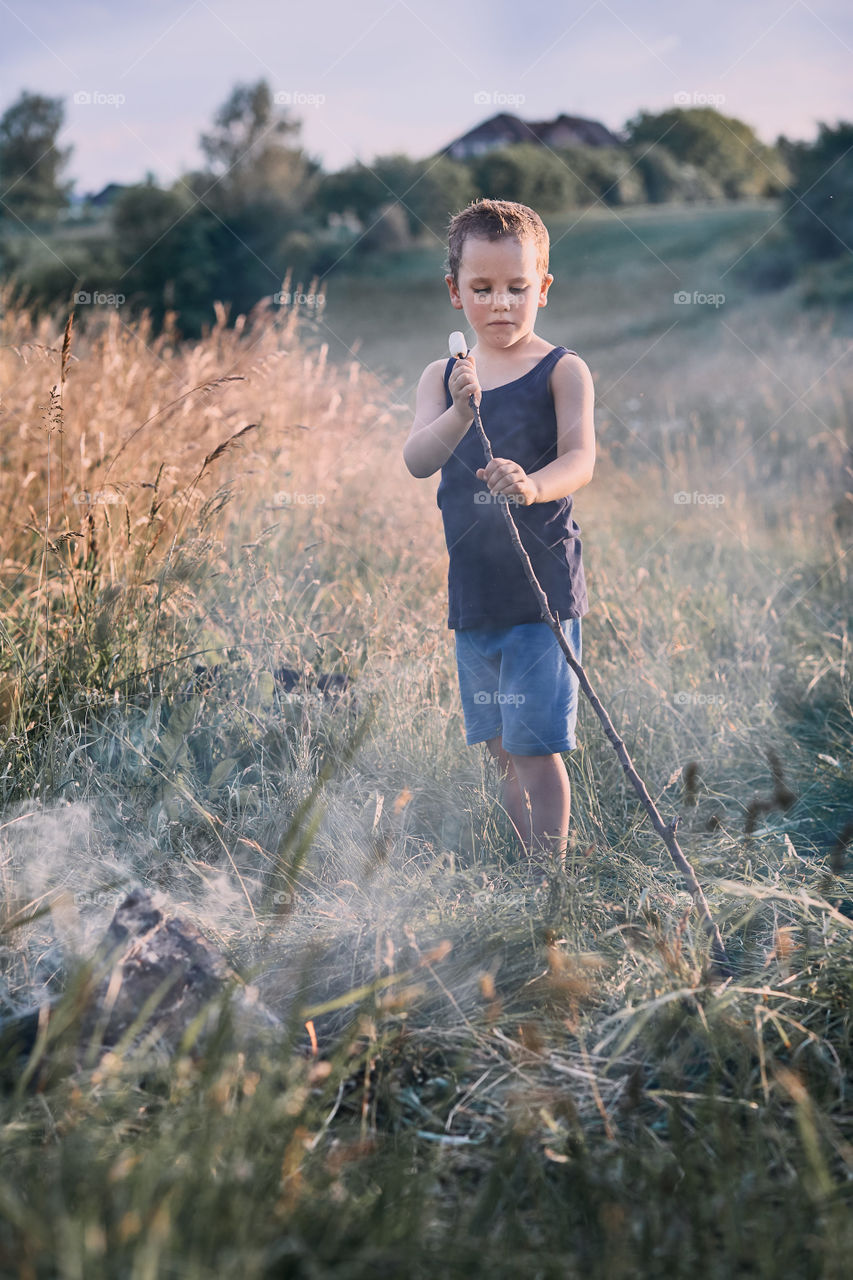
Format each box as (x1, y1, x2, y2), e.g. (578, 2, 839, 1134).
(448, 331, 468, 359)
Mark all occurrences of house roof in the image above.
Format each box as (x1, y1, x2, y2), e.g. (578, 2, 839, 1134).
(88, 182, 128, 207)
(443, 112, 624, 157)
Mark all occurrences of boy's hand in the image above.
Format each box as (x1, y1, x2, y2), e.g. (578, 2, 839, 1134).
(476, 458, 539, 506)
(448, 352, 482, 418)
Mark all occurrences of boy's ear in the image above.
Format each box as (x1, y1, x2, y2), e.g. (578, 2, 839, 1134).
(538, 273, 555, 306)
(445, 273, 464, 310)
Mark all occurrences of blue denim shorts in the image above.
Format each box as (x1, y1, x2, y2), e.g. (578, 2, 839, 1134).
(454, 617, 582, 756)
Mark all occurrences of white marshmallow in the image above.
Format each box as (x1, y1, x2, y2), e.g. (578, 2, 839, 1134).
(448, 331, 468, 359)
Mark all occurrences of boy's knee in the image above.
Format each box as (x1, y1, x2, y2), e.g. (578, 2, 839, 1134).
(510, 751, 565, 775)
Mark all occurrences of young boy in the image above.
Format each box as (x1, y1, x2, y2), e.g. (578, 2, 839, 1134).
(402, 198, 595, 870)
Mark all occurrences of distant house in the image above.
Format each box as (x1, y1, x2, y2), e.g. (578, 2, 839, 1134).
(442, 112, 624, 160)
(88, 183, 129, 209)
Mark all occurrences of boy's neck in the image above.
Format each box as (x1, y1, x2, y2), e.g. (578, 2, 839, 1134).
(470, 331, 555, 374)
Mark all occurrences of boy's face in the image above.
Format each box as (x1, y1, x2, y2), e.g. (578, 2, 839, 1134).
(445, 233, 554, 349)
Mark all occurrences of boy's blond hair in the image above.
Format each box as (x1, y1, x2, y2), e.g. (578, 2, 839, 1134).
(445, 198, 550, 286)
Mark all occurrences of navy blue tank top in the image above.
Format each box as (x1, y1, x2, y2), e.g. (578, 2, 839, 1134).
(437, 345, 589, 630)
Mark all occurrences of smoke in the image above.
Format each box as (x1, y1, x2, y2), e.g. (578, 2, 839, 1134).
(0, 799, 126, 1002)
(0, 715, 498, 1042)
(0, 796, 251, 992)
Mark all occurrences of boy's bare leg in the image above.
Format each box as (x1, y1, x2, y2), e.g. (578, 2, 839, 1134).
(486, 738, 571, 868)
(512, 752, 571, 867)
(485, 735, 530, 853)
(508, 750, 572, 869)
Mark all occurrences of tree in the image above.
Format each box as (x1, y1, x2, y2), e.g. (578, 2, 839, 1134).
(314, 162, 387, 227)
(369, 154, 474, 236)
(315, 154, 475, 238)
(631, 142, 724, 203)
(778, 120, 853, 261)
(624, 107, 788, 198)
(471, 144, 578, 213)
(0, 91, 73, 226)
(179, 79, 326, 317)
(358, 201, 412, 253)
(554, 146, 645, 207)
(110, 179, 219, 335)
(197, 79, 319, 215)
(631, 142, 688, 203)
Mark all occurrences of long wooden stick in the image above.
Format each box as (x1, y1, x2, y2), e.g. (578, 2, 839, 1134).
(455, 350, 729, 972)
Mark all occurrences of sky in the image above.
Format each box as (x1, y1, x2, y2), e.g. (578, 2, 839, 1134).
(1, 0, 851, 196)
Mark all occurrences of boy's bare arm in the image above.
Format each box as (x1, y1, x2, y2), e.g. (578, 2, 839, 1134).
(403, 356, 480, 479)
(530, 353, 596, 503)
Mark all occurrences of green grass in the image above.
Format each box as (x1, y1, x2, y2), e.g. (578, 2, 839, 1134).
(0, 200, 851, 1277)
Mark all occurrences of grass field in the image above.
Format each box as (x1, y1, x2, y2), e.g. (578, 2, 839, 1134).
(0, 200, 851, 1278)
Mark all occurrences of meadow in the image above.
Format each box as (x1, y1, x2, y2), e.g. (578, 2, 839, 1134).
(0, 199, 851, 1278)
